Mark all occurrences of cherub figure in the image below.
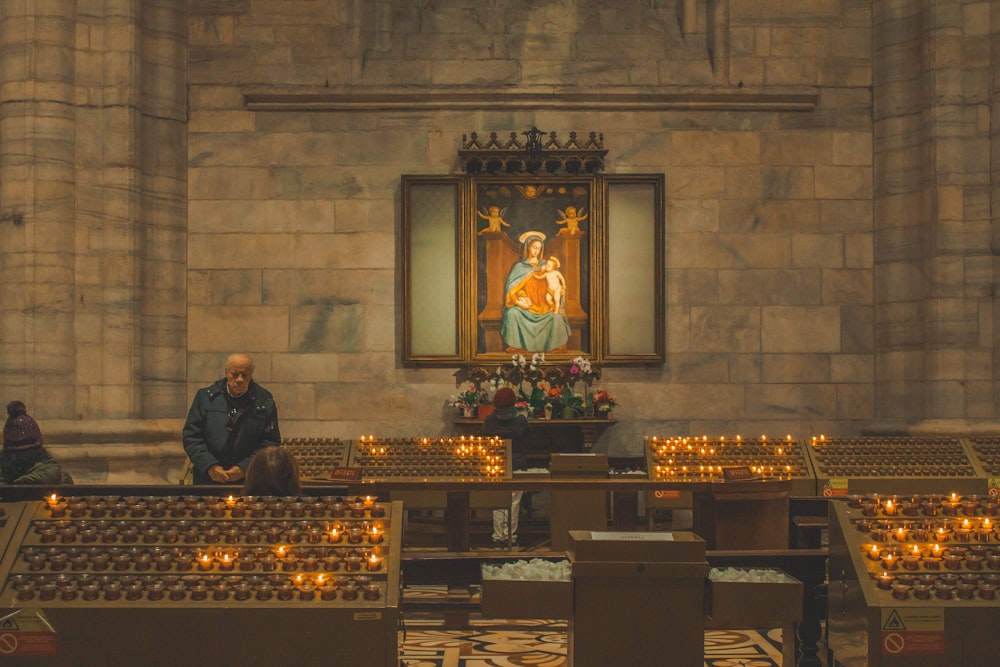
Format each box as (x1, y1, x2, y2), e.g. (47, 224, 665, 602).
(556, 205, 587, 234)
(477, 205, 510, 234)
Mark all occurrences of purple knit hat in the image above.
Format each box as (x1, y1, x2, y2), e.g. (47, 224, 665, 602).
(4, 400, 44, 450)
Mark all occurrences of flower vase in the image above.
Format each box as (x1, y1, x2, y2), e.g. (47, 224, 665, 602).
(477, 404, 494, 420)
(461, 405, 475, 418)
(562, 406, 575, 420)
(543, 404, 553, 420)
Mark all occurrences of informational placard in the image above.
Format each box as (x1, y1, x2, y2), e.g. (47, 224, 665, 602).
(880, 607, 945, 655)
(590, 531, 675, 541)
(329, 466, 363, 481)
(722, 466, 758, 482)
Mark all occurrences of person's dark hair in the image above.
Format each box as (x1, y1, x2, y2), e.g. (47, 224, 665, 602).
(241, 447, 302, 496)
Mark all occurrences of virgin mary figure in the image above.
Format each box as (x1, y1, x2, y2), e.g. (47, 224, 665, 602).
(500, 231, 571, 352)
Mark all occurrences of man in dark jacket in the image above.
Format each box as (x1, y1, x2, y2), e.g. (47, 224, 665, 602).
(183, 353, 281, 485)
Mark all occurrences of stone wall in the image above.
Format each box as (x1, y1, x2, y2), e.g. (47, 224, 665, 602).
(2, 1, 998, 481)
(185, 0, 875, 457)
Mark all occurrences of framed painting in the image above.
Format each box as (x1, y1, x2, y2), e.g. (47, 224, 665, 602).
(474, 178, 593, 358)
(401, 173, 664, 367)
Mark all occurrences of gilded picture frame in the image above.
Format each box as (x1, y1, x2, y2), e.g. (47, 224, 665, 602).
(401, 173, 664, 366)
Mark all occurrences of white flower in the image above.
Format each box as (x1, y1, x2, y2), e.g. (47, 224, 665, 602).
(511, 354, 526, 368)
(530, 352, 545, 369)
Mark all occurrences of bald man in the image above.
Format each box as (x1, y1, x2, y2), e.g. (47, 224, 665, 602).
(182, 354, 281, 484)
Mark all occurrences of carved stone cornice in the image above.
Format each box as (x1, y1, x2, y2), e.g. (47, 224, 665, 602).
(242, 89, 819, 113)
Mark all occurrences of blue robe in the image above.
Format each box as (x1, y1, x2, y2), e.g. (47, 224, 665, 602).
(500, 258, 571, 352)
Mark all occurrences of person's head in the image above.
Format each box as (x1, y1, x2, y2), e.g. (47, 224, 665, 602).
(493, 387, 516, 410)
(4, 400, 44, 451)
(546, 256, 560, 270)
(242, 447, 302, 497)
(225, 354, 255, 397)
(527, 238, 543, 259)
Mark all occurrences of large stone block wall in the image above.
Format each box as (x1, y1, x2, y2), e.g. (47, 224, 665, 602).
(3, 0, 999, 479)
(186, 0, 876, 456)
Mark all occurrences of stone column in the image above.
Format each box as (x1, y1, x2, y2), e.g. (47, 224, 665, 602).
(874, 0, 997, 427)
(0, 2, 78, 414)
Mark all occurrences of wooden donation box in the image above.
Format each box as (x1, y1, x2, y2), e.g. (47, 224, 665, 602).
(567, 530, 708, 667)
(709, 478, 791, 549)
(549, 453, 609, 551)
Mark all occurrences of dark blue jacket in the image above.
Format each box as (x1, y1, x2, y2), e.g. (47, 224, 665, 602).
(182, 379, 280, 484)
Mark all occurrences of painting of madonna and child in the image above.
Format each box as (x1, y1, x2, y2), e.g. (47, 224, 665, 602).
(475, 181, 592, 357)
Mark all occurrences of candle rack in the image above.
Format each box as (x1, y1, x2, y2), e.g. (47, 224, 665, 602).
(644, 435, 815, 496)
(808, 436, 986, 497)
(349, 436, 511, 482)
(281, 437, 350, 478)
(0, 497, 403, 666)
(828, 498, 1000, 667)
(1, 496, 400, 609)
(966, 436, 1000, 477)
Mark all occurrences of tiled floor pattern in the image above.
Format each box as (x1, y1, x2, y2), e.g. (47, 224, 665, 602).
(400, 619, 785, 667)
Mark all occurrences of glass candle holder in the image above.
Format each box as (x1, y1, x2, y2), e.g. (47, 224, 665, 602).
(340, 582, 359, 600)
(366, 554, 383, 572)
(944, 554, 963, 570)
(261, 554, 278, 571)
(255, 583, 274, 601)
(169, 583, 187, 601)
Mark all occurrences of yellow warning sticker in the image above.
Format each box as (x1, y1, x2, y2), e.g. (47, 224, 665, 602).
(881, 607, 943, 632)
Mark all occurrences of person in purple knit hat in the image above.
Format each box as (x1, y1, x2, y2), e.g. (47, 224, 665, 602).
(1, 400, 72, 485)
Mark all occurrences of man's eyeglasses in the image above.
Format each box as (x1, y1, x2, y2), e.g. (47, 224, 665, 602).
(226, 408, 238, 432)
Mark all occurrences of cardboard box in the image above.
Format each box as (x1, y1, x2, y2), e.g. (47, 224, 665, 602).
(706, 569, 803, 627)
(568, 530, 706, 563)
(480, 573, 572, 619)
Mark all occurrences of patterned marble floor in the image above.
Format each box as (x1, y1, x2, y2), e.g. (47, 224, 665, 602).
(400, 618, 786, 667)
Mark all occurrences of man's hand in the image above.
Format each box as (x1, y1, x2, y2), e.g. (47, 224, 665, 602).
(208, 465, 245, 483)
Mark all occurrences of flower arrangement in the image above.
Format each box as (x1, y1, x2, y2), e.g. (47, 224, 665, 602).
(590, 389, 617, 416)
(449, 384, 483, 409)
(451, 354, 617, 419)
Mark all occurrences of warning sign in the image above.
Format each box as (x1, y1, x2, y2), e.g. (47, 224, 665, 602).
(0, 609, 57, 657)
(822, 479, 849, 497)
(880, 607, 945, 655)
(882, 609, 905, 631)
(989, 478, 1000, 496)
